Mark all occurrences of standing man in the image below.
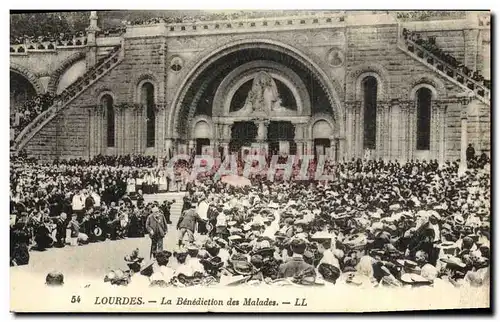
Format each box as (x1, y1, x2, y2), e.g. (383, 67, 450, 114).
(466, 143, 476, 162)
(176, 202, 204, 247)
(145, 206, 168, 259)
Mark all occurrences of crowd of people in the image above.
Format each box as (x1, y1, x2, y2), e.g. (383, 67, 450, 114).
(402, 28, 491, 89)
(10, 93, 56, 137)
(10, 149, 490, 289)
(127, 11, 338, 26)
(10, 31, 87, 46)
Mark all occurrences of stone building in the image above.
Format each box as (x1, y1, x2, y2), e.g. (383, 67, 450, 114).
(10, 11, 491, 166)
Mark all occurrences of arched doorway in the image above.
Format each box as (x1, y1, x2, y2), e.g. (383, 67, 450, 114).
(170, 41, 342, 147)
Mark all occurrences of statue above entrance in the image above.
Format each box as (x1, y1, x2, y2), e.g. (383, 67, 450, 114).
(231, 71, 295, 117)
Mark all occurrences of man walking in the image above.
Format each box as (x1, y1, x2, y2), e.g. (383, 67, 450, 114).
(176, 202, 204, 247)
(145, 206, 168, 259)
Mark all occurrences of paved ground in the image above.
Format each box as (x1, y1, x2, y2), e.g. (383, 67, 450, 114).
(11, 192, 186, 281)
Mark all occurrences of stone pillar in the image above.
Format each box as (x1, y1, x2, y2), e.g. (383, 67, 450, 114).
(375, 101, 383, 160)
(338, 138, 345, 162)
(430, 101, 439, 160)
(188, 140, 195, 155)
(221, 123, 231, 158)
(87, 106, 96, 158)
(460, 109, 468, 171)
(85, 11, 100, 68)
(329, 135, 335, 160)
(344, 102, 353, 161)
(478, 26, 491, 80)
(345, 101, 361, 161)
(438, 102, 447, 166)
(255, 119, 269, 153)
(96, 105, 104, 155)
(399, 100, 411, 163)
(354, 102, 363, 159)
(165, 139, 173, 159)
(305, 140, 313, 156)
(155, 103, 166, 158)
(376, 101, 391, 161)
(293, 123, 305, 156)
(389, 99, 400, 161)
(136, 105, 144, 154)
(407, 100, 416, 161)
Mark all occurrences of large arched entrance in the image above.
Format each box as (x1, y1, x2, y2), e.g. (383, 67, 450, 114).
(10, 71, 36, 114)
(169, 40, 343, 159)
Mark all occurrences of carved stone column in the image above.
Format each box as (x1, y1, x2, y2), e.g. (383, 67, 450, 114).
(118, 106, 125, 155)
(221, 123, 232, 158)
(399, 100, 412, 163)
(135, 104, 144, 154)
(460, 109, 468, 171)
(459, 97, 472, 171)
(354, 101, 363, 159)
(436, 101, 447, 165)
(407, 100, 416, 161)
(294, 123, 306, 156)
(376, 101, 391, 160)
(389, 99, 400, 161)
(155, 103, 166, 158)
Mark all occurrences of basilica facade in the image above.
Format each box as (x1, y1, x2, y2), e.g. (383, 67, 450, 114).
(10, 11, 491, 165)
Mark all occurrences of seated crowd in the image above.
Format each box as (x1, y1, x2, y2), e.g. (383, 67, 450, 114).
(11, 151, 490, 289)
(402, 28, 491, 89)
(10, 93, 56, 137)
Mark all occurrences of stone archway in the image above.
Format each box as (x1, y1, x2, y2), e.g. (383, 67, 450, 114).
(168, 39, 344, 140)
(47, 52, 86, 94)
(10, 63, 45, 95)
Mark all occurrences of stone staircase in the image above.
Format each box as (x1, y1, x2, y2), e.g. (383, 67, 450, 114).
(143, 192, 186, 219)
(397, 29, 490, 106)
(13, 44, 125, 151)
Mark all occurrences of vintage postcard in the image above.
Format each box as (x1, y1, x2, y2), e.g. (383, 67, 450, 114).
(9, 9, 491, 313)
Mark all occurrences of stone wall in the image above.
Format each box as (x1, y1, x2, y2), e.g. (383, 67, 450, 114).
(20, 21, 490, 162)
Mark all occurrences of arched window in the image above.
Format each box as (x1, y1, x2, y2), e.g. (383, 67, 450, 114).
(362, 76, 377, 149)
(416, 87, 432, 150)
(141, 83, 155, 147)
(102, 94, 115, 147)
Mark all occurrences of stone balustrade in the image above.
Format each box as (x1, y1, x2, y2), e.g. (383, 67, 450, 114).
(10, 36, 88, 54)
(399, 36, 490, 103)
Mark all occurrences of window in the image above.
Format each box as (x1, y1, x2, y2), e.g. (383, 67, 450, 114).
(102, 94, 115, 148)
(362, 76, 377, 150)
(141, 83, 155, 147)
(416, 87, 432, 150)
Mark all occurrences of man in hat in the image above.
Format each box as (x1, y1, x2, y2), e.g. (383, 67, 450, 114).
(54, 212, 68, 248)
(145, 206, 168, 259)
(278, 238, 316, 280)
(312, 233, 341, 271)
